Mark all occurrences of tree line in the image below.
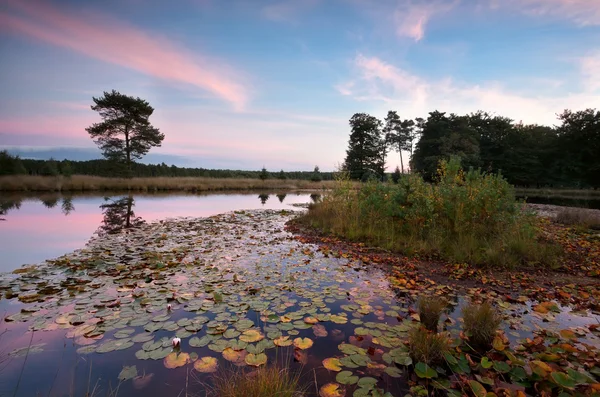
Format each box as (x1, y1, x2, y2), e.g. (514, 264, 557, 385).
(0, 151, 332, 181)
(343, 108, 600, 188)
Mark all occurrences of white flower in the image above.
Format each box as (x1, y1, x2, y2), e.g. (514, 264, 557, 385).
(172, 337, 181, 347)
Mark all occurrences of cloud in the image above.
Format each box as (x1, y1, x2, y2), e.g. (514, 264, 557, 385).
(581, 52, 600, 92)
(337, 53, 599, 125)
(350, 0, 458, 42)
(493, 0, 600, 26)
(0, 0, 249, 109)
(262, 0, 320, 23)
(393, 1, 458, 41)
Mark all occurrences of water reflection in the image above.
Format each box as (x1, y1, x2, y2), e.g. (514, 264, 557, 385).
(276, 193, 287, 203)
(97, 196, 145, 235)
(310, 193, 321, 203)
(258, 193, 270, 205)
(0, 198, 22, 220)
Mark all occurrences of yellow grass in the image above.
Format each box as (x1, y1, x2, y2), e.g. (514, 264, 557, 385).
(0, 175, 343, 192)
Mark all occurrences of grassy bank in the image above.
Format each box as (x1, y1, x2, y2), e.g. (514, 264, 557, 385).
(299, 158, 560, 268)
(0, 175, 342, 192)
(516, 187, 600, 198)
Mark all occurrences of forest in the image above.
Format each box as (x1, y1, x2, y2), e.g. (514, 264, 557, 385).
(344, 108, 600, 188)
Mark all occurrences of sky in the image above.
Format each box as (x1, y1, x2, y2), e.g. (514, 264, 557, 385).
(1, 0, 599, 171)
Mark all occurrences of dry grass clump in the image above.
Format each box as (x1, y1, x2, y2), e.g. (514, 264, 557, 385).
(462, 302, 502, 350)
(0, 175, 341, 193)
(555, 207, 600, 230)
(208, 366, 305, 397)
(408, 326, 450, 366)
(417, 296, 446, 332)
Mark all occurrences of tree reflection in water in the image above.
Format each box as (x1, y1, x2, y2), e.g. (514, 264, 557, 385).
(276, 193, 287, 203)
(258, 193, 270, 205)
(0, 198, 22, 221)
(97, 196, 145, 235)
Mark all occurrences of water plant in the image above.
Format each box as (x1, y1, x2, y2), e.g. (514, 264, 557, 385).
(462, 301, 502, 350)
(417, 295, 446, 332)
(207, 365, 305, 397)
(408, 326, 450, 366)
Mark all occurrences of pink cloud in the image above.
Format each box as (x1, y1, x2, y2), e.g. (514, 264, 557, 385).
(581, 52, 600, 92)
(339, 53, 600, 127)
(0, 0, 249, 109)
(393, 1, 457, 41)
(0, 115, 96, 139)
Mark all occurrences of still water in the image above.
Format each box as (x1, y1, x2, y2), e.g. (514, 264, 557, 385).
(0, 192, 319, 273)
(0, 192, 598, 397)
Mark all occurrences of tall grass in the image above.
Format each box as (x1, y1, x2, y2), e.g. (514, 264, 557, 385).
(0, 175, 342, 192)
(555, 207, 600, 230)
(462, 302, 502, 350)
(300, 158, 560, 268)
(207, 366, 305, 397)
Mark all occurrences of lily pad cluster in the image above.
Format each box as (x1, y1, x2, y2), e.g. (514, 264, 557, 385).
(0, 209, 599, 396)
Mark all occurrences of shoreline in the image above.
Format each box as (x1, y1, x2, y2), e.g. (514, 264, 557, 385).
(0, 175, 341, 192)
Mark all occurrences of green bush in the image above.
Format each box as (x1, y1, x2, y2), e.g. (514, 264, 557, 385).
(300, 157, 559, 267)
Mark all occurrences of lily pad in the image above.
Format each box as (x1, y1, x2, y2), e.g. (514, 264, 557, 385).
(336, 370, 359, 385)
(118, 365, 138, 381)
(194, 356, 218, 373)
(319, 383, 346, 397)
(323, 357, 342, 371)
(245, 353, 267, 366)
(293, 337, 313, 350)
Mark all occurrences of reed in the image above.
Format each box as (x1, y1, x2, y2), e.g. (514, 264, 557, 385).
(0, 175, 343, 192)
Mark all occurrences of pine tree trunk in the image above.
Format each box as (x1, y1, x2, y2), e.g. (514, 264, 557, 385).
(399, 149, 404, 174)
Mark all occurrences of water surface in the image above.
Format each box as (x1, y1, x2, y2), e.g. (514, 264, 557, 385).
(0, 192, 318, 273)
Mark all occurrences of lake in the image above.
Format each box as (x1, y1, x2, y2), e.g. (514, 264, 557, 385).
(0, 192, 598, 397)
(0, 192, 320, 273)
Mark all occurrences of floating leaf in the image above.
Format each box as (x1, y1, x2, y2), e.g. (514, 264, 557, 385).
(194, 356, 218, 373)
(336, 370, 359, 385)
(384, 366, 402, 378)
(8, 343, 45, 358)
(118, 365, 138, 381)
(240, 329, 264, 343)
(164, 352, 190, 369)
(245, 353, 267, 367)
(323, 358, 342, 372)
(414, 362, 437, 379)
(357, 377, 377, 389)
(319, 383, 346, 397)
(293, 337, 313, 350)
(273, 336, 293, 347)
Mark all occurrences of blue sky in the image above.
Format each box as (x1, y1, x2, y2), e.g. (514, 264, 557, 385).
(1, 0, 599, 170)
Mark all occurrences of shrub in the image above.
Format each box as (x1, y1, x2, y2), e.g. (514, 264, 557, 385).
(462, 302, 502, 350)
(408, 326, 450, 366)
(417, 296, 446, 332)
(299, 157, 560, 268)
(209, 366, 304, 397)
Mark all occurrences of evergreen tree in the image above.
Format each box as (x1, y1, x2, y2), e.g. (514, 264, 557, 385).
(259, 167, 269, 180)
(86, 90, 164, 175)
(392, 166, 401, 184)
(311, 165, 322, 182)
(343, 113, 383, 180)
